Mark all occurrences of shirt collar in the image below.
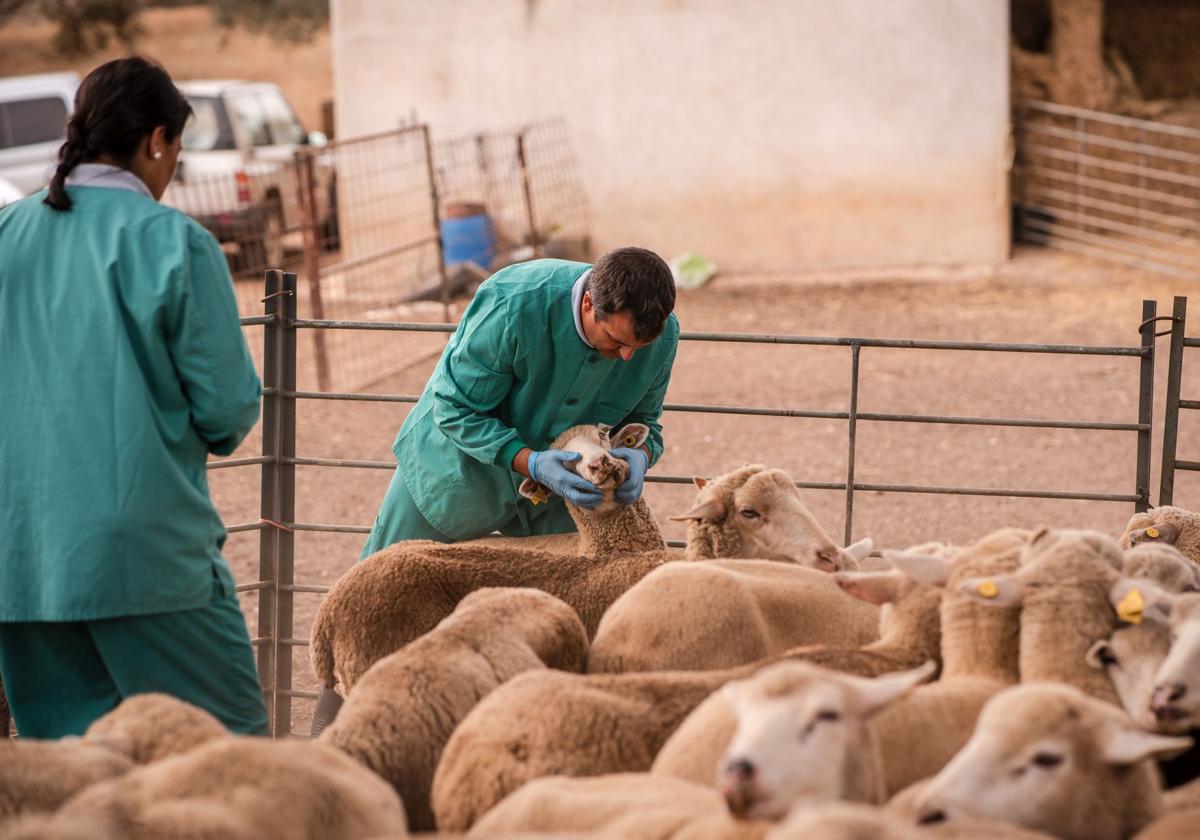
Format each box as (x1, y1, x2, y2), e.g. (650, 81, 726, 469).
(571, 270, 595, 349)
(65, 163, 154, 200)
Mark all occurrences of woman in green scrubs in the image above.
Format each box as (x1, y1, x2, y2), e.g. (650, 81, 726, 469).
(0, 58, 268, 738)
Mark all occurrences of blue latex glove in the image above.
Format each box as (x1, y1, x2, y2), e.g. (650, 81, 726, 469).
(611, 447, 649, 505)
(528, 449, 604, 510)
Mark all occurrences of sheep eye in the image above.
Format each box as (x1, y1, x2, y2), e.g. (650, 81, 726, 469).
(1031, 752, 1063, 769)
(739, 508, 760, 520)
(816, 710, 841, 723)
(1097, 647, 1119, 668)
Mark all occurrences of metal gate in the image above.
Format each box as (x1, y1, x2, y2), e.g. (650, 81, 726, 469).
(225, 272, 1161, 736)
(1160, 296, 1200, 506)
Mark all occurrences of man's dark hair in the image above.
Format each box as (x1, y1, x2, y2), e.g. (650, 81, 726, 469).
(45, 56, 192, 212)
(586, 247, 676, 342)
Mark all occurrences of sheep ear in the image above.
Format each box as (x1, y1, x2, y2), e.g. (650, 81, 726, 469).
(844, 661, 937, 719)
(1030, 526, 1053, 546)
(518, 478, 541, 499)
(1108, 578, 1174, 625)
(1100, 725, 1193, 765)
(85, 731, 135, 759)
(835, 570, 902, 606)
(956, 575, 1024, 607)
(612, 423, 650, 450)
(1127, 522, 1180, 547)
(845, 538, 874, 561)
(884, 550, 955, 588)
(1085, 639, 1112, 671)
(670, 498, 726, 523)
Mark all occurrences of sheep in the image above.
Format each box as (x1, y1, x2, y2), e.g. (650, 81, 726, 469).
(321, 587, 588, 833)
(717, 661, 936, 819)
(1121, 506, 1200, 567)
(0, 736, 133, 818)
(310, 459, 858, 697)
(1133, 808, 1200, 840)
(1121, 543, 1200, 593)
(465, 773, 746, 839)
(82, 693, 229, 765)
(585, 557, 881, 674)
(954, 527, 1125, 705)
(34, 738, 408, 840)
(1145, 591, 1200, 735)
(911, 682, 1192, 840)
(432, 560, 944, 831)
(656, 528, 1029, 800)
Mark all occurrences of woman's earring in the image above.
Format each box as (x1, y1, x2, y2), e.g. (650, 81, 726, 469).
(153, 151, 163, 160)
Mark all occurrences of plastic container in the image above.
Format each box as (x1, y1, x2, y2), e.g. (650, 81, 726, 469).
(441, 202, 495, 268)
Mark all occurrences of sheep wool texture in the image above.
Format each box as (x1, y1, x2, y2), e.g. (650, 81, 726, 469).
(586, 560, 882, 674)
(83, 693, 229, 765)
(46, 738, 408, 840)
(1121, 543, 1200, 592)
(321, 587, 588, 832)
(1121, 506, 1200, 567)
(0, 738, 133, 818)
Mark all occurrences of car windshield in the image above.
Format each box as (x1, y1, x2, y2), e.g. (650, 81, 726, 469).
(182, 95, 235, 151)
(0, 96, 68, 149)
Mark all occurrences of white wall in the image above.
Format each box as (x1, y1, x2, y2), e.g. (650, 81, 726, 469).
(332, 0, 1011, 272)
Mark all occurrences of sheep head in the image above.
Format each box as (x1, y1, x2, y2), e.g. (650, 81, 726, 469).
(912, 682, 1191, 839)
(719, 661, 935, 819)
(671, 466, 872, 570)
(1147, 592, 1200, 735)
(518, 422, 649, 514)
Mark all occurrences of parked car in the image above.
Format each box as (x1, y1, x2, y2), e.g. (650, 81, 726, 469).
(165, 80, 336, 274)
(0, 71, 78, 196)
(0, 175, 23, 208)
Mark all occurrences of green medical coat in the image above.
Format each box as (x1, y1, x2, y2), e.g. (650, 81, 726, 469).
(393, 259, 679, 540)
(0, 187, 260, 621)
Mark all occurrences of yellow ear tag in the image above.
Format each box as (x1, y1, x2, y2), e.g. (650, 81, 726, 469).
(1117, 588, 1145, 625)
(530, 485, 551, 506)
(1145, 527, 1160, 539)
(976, 580, 999, 599)
(624, 434, 637, 447)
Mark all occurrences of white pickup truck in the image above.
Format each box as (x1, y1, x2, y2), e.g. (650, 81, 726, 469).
(164, 80, 336, 274)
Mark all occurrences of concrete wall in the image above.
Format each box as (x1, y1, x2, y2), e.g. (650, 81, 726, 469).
(332, 0, 1011, 272)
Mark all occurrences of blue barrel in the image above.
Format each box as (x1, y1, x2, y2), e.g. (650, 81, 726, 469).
(440, 208, 495, 268)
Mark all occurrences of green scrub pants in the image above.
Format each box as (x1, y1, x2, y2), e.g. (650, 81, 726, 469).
(359, 466, 575, 560)
(0, 573, 268, 739)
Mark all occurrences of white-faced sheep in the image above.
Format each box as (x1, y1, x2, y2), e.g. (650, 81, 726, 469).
(1121, 506, 1200, 567)
(32, 738, 408, 840)
(310, 458, 863, 699)
(431, 559, 943, 832)
(82, 693, 229, 765)
(653, 529, 1030, 799)
(911, 682, 1192, 840)
(770, 802, 1058, 840)
(718, 661, 935, 819)
(0, 736, 133, 818)
(321, 587, 588, 832)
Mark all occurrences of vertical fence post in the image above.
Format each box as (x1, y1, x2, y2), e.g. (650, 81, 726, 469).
(1135, 300, 1156, 513)
(421, 125, 452, 318)
(257, 269, 297, 736)
(517, 129, 541, 257)
(844, 344, 861, 545)
(1159, 296, 1188, 506)
(295, 149, 330, 390)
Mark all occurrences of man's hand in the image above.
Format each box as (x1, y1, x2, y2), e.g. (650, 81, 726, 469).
(611, 447, 649, 505)
(527, 450, 605, 510)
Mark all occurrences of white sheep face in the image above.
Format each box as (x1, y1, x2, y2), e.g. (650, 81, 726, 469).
(1150, 594, 1200, 733)
(519, 423, 649, 513)
(719, 662, 934, 820)
(1087, 621, 1170, 732)
(913, 683, 1191, 839)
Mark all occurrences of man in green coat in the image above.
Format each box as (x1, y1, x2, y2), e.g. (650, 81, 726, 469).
(358, 247, 680, 555)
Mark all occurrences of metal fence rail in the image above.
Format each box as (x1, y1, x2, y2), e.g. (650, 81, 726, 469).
(1015, 99, 1200, 281)
(1160, 296, 1200, 505)
(220, 271, 1160, 736)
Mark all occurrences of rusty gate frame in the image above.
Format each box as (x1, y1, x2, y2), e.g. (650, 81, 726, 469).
(1160, 296, 1199, 506)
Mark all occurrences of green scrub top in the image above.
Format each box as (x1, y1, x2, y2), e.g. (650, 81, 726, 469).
(0, 187, 261, 621)
(394, 259, 679, 540)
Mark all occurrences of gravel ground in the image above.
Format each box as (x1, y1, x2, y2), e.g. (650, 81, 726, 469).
(206, 245, 1198, 734)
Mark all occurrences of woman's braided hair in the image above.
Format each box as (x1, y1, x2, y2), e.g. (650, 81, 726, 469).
(45, 57, 192, 212)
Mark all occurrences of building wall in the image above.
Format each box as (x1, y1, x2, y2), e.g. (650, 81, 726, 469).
(332, 0, 1011, 272)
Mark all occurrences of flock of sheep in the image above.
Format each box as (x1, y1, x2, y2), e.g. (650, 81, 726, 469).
(3, 421, 1200, 840)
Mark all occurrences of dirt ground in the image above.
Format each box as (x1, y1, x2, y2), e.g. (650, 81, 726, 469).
(204, 245, 1197, 734)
